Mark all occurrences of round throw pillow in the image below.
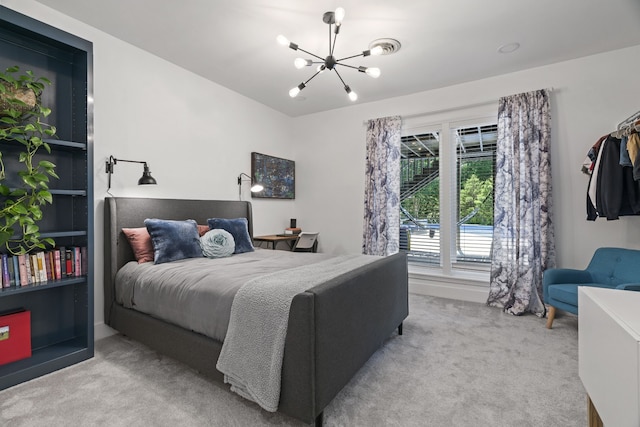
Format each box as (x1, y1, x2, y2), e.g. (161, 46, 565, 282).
(201, 229, 235, 258)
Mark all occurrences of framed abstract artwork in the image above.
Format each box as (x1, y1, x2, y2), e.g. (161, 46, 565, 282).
(251, 152, 295, 199)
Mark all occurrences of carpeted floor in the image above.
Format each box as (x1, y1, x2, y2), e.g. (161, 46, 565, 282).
(0, 294, 584, 426)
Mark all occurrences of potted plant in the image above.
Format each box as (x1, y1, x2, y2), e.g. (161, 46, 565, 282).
(0, 66, 58, 254)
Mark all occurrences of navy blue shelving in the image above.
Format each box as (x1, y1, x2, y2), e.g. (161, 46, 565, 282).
(0, 6, 94, 391)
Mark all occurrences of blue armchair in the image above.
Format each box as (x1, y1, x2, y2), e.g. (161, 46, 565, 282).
(543, 247, 640, 328)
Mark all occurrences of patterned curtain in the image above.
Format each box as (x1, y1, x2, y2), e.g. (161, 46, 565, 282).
(487, 90, 555, 316)
(363, 116, 402, 256)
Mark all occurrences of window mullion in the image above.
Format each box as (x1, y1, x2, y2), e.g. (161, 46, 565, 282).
(439, 122, 453, 274)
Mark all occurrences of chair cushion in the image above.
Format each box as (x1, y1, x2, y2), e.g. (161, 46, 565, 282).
(548, 283, 617, 307)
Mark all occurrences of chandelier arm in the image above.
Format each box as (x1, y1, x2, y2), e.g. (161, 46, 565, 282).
(330, 25, 338, 56)
(296, 47, 325, 62)
(333, 67, 348, 87)
(335, 63, 360, 71)
(336, 52, 365, 62)
(303, 68, 324, 86)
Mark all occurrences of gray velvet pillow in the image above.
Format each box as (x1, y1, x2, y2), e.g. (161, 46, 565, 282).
(207, 217, 254, 254)
(144, 218, 203, 264)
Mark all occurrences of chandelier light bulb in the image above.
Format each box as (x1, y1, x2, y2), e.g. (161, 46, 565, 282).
(277, 35, 290, 46)
(366, 67, 381, 78)
(370, 45, 384, 56)
(289, 82, 306, 98)
(345, 85, 358, 101)
(334, 7, 345, 25)
(294, 58, 311, 69)
(289, 87, 300, 98)
(317, 64, 326, 73)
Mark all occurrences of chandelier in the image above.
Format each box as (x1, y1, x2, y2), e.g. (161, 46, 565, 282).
(277, 7, 397, 102)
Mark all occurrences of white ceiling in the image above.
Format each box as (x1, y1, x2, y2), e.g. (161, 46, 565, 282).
(34, 0, 640, 117)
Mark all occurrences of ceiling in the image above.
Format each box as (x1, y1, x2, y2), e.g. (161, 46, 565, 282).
(34, 0, 640, 117)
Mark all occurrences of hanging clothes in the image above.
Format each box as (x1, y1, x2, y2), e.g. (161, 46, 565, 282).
(628, 132, 640, 180)
(586, 135, 640, 220)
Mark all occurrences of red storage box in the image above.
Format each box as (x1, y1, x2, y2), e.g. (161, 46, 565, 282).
(0, 309, 31, 365)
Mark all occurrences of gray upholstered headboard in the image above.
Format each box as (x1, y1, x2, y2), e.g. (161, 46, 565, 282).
(103, 197, 253, 325)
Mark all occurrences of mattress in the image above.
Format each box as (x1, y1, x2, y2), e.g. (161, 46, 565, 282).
(114, 249, 332, 341)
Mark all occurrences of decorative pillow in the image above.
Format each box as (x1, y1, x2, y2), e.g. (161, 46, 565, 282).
(144, 218, 203, 264)
(122, 227, 154, 264)
(201, 229, 235, 258)
(207, 217, 254, 254)
(197, 224, 210, 237)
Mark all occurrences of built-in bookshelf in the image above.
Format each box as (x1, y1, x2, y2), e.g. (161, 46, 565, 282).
(0, 7, 93, 390)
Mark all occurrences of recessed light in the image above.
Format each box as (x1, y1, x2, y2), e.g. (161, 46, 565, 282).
(368, 38, 402, 55)
(497, 42, 520, 54)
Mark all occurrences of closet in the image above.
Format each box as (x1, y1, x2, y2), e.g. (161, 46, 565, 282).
(584, 110, 640, 220)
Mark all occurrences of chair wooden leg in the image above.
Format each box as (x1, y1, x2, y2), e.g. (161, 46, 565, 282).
(546, 306, 556, 329)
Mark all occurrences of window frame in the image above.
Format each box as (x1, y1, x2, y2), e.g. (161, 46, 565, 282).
(401, 104, 497, 278)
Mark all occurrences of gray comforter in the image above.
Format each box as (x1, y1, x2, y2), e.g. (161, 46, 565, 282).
(115, 249, 332, 341)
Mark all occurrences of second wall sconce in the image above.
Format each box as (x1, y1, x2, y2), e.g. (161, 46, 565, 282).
(237, 172, 263, 200)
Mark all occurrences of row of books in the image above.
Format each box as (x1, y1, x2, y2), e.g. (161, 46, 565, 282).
(0, 247, 88, 288)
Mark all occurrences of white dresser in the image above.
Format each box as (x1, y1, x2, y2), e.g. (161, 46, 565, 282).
(578, 287, 640, 427)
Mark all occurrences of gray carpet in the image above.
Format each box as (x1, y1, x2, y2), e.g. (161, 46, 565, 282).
(0, 294, 585, 426)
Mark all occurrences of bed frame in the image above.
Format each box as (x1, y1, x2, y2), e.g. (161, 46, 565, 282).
(104, 197, 408, 425)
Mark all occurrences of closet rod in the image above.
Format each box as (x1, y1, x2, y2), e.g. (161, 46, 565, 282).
(617, 110, 640, 130)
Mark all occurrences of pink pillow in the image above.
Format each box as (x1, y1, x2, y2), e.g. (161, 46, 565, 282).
(197, 224, 210, 237)
(122, 227, 154, 263)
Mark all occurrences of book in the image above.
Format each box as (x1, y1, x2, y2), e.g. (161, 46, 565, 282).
(29, 254, 38, 283)
(54, 249, 62, 280)
(74, 247, 81, 277)
(1, 254, 9, 288)
(17, 254, 28, 287)
(283, 227, 302, 235)
(36, 251, 47, 283)
(24, 254, 32, 285)
(7, 256, 15, 287)
(12, 256, 19, 287)
(65, 249, 73, 277)
(44, 251, 53, 281)
(59, 246, 66, 277)
(81, 246, 88, 276)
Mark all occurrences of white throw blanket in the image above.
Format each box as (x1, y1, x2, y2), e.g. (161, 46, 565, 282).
(216, 254, 379, 412)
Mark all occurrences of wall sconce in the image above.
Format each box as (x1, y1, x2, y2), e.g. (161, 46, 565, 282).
(237, 173, 264, 200)
(106, 155, 158, 190)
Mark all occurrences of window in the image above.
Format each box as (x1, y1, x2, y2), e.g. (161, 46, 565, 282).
(400, 116, 496, 273)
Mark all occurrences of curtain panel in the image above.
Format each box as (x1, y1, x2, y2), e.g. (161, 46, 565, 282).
(487, 90, 555, 316)
(363, 116, 402, 256)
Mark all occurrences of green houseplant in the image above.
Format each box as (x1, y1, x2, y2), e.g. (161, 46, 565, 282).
(0, 66, 58, 254)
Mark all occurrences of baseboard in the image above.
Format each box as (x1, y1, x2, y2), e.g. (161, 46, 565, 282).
(409, 275, 489, 303)
(95, 322, 117, 341)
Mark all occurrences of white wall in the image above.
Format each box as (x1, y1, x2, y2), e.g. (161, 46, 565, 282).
(293, 44, 640, 277)
(3, 0, 296, 338)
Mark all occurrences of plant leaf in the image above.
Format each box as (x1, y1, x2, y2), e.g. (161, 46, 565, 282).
(37, 190, 52, 204)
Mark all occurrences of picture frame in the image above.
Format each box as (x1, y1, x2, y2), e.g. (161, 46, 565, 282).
(251, 152, 295, 199)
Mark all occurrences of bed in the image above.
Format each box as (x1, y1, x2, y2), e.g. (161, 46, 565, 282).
(103, 197, 408, 425)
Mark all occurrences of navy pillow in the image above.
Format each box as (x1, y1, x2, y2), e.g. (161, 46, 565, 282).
(206, 217, 254, 254)
(144, 218, 203, 264)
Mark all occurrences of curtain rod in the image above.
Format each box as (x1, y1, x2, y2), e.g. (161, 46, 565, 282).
(362, 87, 554, 125)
